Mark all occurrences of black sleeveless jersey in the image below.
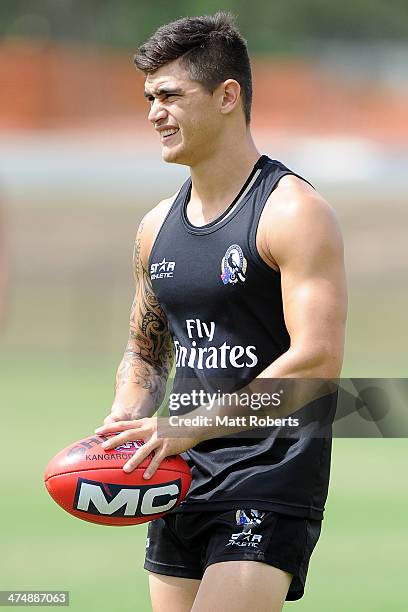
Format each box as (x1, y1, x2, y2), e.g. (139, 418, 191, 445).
(149, 155, 335, 520)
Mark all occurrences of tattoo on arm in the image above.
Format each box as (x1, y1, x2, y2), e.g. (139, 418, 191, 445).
(116, 221, 173, 406)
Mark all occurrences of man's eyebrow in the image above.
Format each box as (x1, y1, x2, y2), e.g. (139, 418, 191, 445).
(144, 87, 183, 98)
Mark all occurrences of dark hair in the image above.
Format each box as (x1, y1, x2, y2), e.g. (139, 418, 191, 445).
(134, 12, 252, 124)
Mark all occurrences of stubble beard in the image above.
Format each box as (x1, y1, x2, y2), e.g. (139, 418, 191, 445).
(161, 135, 191, 166)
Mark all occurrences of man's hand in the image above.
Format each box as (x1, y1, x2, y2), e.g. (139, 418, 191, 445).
(95, 417, 200, 479)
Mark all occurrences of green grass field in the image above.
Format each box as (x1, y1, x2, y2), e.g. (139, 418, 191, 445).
(1, 351, 407, 611)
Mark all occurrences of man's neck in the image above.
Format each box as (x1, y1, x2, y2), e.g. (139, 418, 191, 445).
(189, 131, 261, 214)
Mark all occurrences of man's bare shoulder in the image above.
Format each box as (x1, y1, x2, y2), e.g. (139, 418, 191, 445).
(137, 193, 178, 268)
(266, 174, 333, 219)
(140, 193, 176, 232)
(257, 174, 343, 269)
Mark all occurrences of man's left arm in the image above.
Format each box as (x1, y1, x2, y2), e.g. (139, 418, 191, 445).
(257, 177, 347, 379)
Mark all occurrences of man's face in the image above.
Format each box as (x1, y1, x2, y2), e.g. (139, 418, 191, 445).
(144, 59, 222, 165)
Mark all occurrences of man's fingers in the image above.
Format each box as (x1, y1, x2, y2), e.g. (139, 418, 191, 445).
(101, 428, 142, 449)
(94, 416, 163, 474)
(142, 450, 166, 480)
(103, 415, 119, 425)
(123, 441, 159, 474)
(95, 420, 142, 435)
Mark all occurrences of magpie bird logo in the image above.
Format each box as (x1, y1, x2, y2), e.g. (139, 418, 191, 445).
(235, 509, 265, 530)
(221, 244, 247, 285)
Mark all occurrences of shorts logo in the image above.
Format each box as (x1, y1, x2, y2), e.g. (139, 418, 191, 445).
(226, 509, 266, 548)
(150, 258, 176, 280)
(235, 509, 265, 527)
(221, 244, 247, 285)
(226, 530, 263, 548)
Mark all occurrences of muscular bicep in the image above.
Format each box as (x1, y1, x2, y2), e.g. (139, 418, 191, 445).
(269, 191, 347, 376)
(128, 219, 174, 374)
(281, 257, 346, 365)
(128, 269, 174, 375)
(113, 203, 176, 411)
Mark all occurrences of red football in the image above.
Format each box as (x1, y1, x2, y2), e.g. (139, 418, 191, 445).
(44, 434, 192, 526)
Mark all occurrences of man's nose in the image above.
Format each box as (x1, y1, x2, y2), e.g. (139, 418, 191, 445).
(148, 98, 167, 124)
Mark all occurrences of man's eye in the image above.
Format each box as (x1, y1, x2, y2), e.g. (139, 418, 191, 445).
(146, 94, 178, 104)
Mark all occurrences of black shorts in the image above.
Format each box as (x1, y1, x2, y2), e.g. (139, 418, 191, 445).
(144, 508, 322, 601)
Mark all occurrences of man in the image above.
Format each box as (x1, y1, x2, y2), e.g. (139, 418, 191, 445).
(96, 12, 347, 611)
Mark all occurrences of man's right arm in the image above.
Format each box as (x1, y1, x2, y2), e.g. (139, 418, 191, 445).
(106, 202, 174, 425)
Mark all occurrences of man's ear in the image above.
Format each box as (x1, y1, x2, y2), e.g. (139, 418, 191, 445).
(217, 79, 241, 116)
